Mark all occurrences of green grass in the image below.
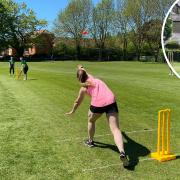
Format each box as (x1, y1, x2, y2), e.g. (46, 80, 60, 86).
(0, 61, 179, 179)
(174, 62, 180, 74)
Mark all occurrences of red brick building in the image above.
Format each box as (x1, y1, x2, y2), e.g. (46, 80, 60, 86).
(1, 30, 54, 57)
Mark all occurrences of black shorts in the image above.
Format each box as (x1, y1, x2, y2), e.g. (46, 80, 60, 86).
(23, 65, 28, 74)
(10, 64, 14, 69)
(90, 102, 119, 114)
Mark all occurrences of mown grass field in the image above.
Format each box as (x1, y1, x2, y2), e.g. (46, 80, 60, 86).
(0, 61, 179, 180)
(174, 62, 180, 75)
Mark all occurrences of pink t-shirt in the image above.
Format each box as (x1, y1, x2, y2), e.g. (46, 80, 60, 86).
(86, 75, 115, 107)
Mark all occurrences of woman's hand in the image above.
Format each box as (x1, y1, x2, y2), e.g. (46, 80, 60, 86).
(65, 87, 86, 116)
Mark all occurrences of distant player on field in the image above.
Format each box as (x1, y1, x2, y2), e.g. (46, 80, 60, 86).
(18, 57, 29, 80)
(66, 65, 130, 167)
(9, 56, 15, 75)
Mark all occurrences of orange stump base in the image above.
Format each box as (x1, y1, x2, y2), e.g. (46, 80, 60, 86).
(151, 151, 176, 162)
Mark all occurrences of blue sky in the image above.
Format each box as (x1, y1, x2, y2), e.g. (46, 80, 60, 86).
(14, 0, 100, 30)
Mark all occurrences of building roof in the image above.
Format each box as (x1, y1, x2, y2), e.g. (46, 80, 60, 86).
(172, 14, 180, 22)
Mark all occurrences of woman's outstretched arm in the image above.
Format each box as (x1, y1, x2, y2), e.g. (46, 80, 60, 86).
(65, 87, 86, 115)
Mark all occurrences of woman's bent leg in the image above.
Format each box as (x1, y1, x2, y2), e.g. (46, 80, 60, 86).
(88, 109, 102, 141)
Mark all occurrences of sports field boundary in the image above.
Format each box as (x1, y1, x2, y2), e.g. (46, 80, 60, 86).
(57, 127, 178, 143)
(68, 154, 180, 173)
(81, 157, 153, 172)
(81, 155, 180, 173)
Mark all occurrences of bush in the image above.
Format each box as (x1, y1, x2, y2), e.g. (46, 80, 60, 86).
(157, 49, 165, 63)
(165, 41, 180, 49)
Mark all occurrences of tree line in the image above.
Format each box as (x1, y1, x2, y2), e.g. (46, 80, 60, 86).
(53, 0, 174, 61)
(0, 0, 174, 61)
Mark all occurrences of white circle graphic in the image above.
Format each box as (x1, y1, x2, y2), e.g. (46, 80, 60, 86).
(161, 0, 180, 79)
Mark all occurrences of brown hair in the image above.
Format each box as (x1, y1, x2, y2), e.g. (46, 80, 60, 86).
(77, 69, 88, 83)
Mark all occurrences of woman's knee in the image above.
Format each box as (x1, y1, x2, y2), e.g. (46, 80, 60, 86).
(88, 115, 97, 123)
(88, 111, 94, 122)
(88, 110, 101, 123)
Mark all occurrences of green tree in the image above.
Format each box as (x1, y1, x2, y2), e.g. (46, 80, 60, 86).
(115, 0, 129, 60)
(0, 1, 13, 50)
(164, 17, 172, 41)
(124, 0, 151, 61)
(90, 0, 115, 60)
(142, 20, 162, 62)
(0, 0, 47, 57)
(153, 0, 174, 21)
(31, 31, 55, 57)
(54, 0, 92, 59)
(124, 0, 174, 61)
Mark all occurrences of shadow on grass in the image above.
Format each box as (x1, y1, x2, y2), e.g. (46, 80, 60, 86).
(122, 132, 150, 170)
(175, 155, 180, 159)
(94, 131, 150, 171)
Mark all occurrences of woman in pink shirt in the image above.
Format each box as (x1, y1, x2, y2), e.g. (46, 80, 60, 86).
(66, 65, 129, 167)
